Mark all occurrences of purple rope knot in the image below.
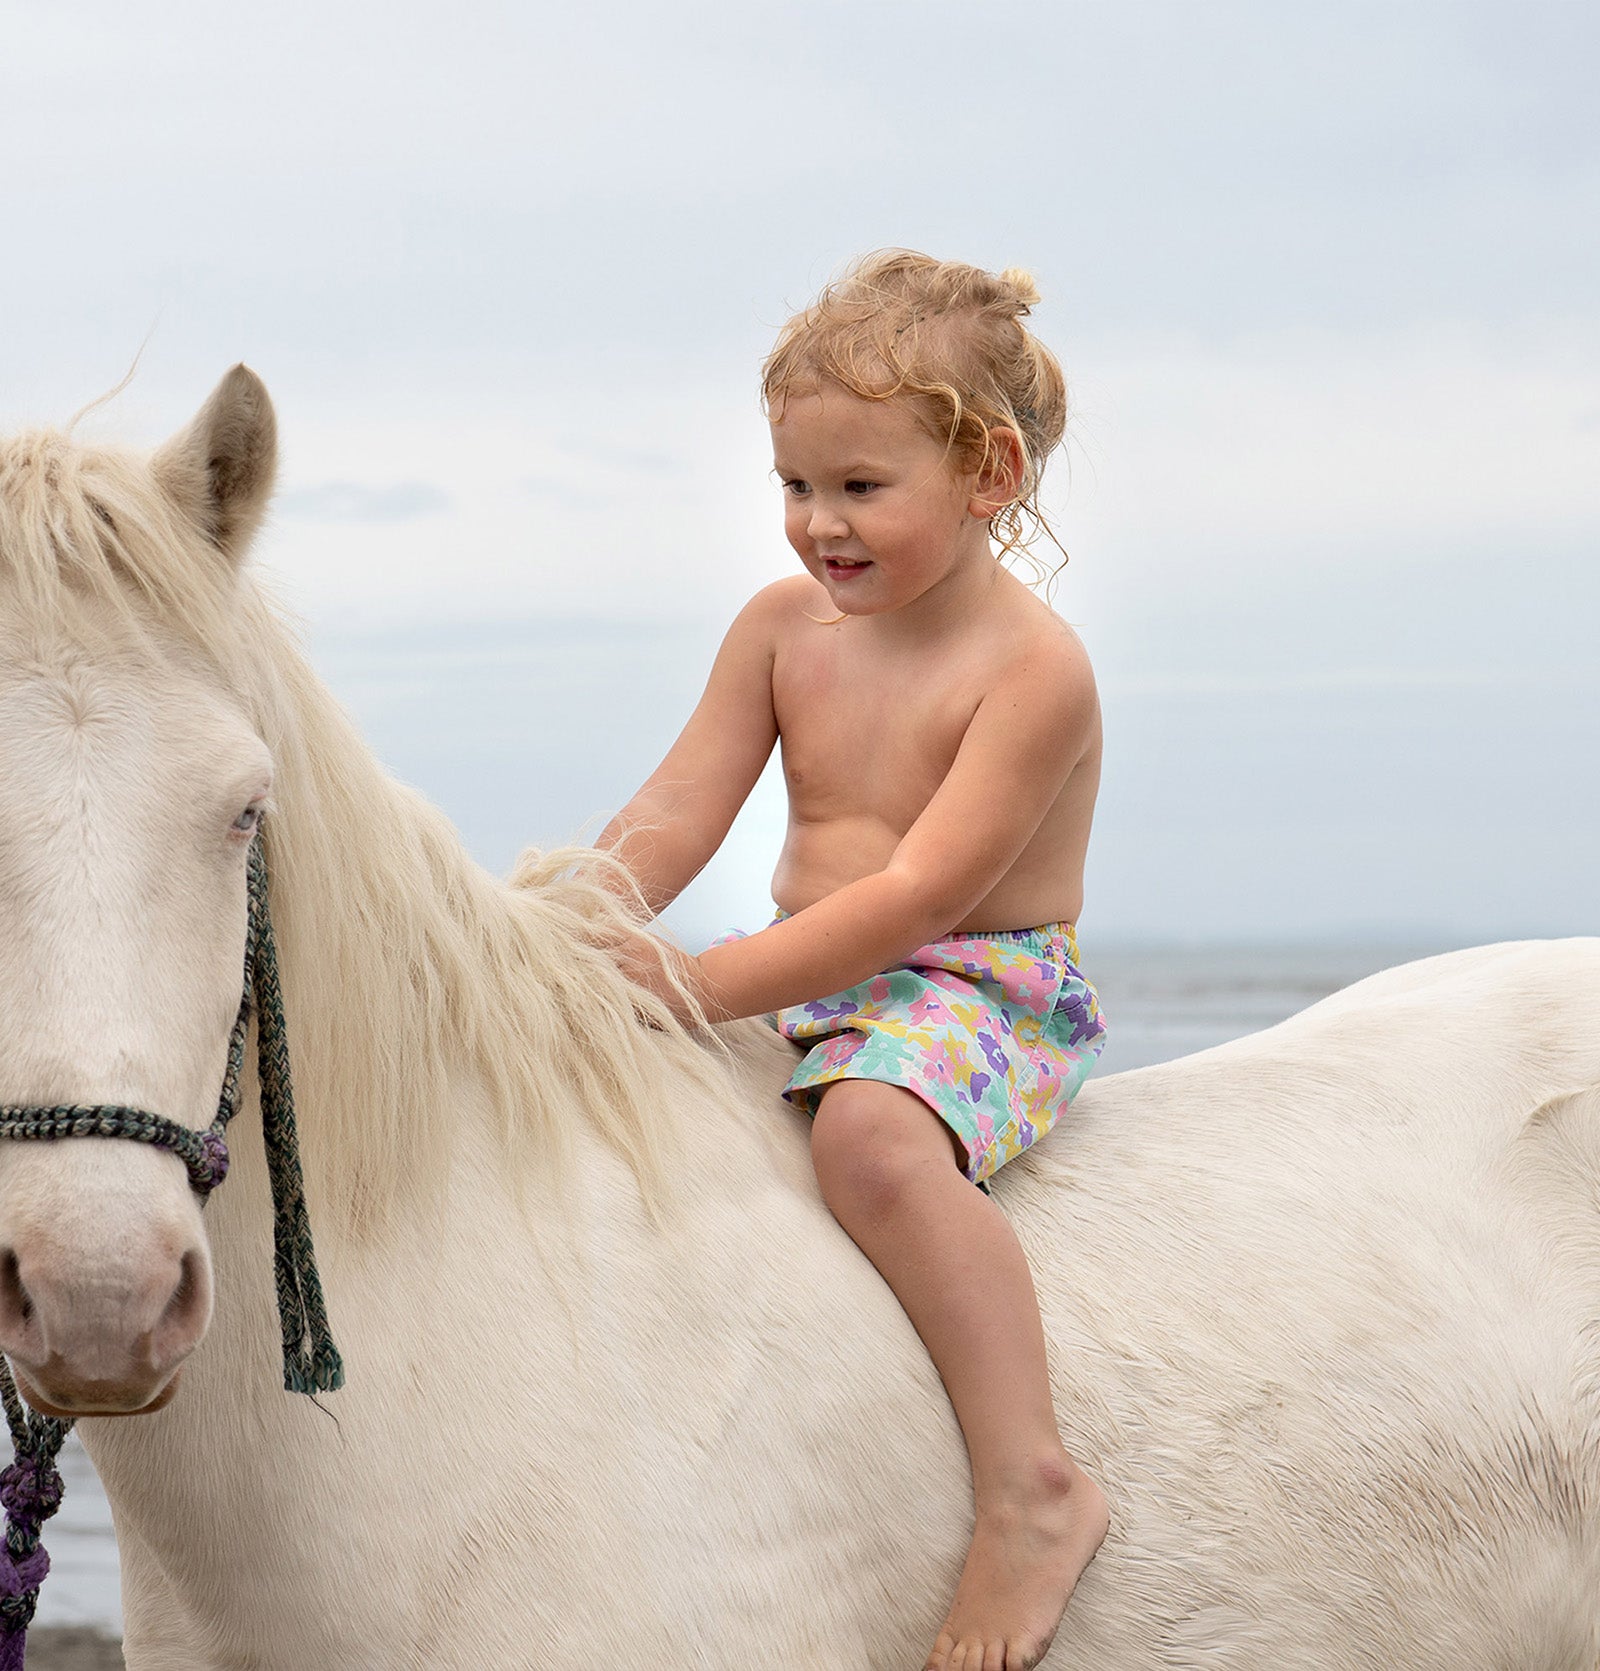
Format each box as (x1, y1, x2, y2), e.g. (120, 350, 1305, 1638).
(195, 1129, 231, 1192)
(0, 1459, 62, 1528)
(0, 1538, 48, 1601)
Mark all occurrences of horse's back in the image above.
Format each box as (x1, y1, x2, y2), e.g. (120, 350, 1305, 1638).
(995, 937, 1600, 1669)
(1025, 935, 1600, 1203)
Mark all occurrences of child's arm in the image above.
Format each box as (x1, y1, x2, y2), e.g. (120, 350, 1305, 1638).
(684, 635, 1097, 1021)
(596, 586, 783, 914)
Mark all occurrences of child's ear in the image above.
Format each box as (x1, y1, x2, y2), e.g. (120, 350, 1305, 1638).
(969, 427, 1027, 518)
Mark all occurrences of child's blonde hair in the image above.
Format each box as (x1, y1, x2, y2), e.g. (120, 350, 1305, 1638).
(762, 249, 1070, 583)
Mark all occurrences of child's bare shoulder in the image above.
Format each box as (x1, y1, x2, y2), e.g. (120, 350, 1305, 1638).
(732, 574, 828, 637)
(987, 581, 1097, 704)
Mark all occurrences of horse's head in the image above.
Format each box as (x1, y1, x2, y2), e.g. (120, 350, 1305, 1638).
(0, 368, 277, 1415)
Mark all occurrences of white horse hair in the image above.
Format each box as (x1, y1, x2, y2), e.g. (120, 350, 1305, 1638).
(0, 369, 1595, 1669)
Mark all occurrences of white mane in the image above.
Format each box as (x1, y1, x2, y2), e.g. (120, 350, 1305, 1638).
(0, 420, 735, 1232)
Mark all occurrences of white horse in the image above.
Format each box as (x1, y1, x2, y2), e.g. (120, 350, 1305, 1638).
(0, 369, 1595, 1670)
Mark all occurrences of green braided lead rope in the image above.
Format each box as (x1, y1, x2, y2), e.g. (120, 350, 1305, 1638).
(0, 829, 342, 1662)
(243, 846, 343, 1394)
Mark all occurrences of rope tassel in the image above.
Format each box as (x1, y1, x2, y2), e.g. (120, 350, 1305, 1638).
(0, 1396, 66, 1671)
(0, 828, 342, 1660)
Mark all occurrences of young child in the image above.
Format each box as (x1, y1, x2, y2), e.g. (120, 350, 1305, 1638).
(600, 250, 1109, 1671)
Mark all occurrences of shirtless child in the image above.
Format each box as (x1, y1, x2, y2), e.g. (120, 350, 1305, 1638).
(602, 250, 1109, 1671)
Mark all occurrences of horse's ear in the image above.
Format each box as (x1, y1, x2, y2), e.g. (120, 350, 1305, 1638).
(153, 365, 278, 568)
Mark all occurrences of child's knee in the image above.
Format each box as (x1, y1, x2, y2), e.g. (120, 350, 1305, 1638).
(811, 1082, 962, 1217)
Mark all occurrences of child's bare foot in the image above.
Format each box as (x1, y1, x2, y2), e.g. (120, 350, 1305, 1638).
(923, 1456, 1108, 1671)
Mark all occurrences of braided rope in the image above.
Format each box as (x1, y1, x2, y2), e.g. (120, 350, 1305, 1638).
(247, 862, 343, 1394)
(0, 1373, 64, 1667)
(0, 831, 342, 1662)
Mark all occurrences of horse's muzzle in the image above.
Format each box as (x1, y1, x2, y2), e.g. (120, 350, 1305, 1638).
(8, 1361, 184, 1419)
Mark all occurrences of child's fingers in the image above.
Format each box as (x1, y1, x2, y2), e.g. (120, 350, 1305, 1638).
(593, 924, 705, 1027)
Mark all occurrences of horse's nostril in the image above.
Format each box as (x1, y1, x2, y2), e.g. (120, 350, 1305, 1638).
(0, 1249, 36, 1350)
(0, 1247, 34, 1329)
(154, 1247, 212, 1364)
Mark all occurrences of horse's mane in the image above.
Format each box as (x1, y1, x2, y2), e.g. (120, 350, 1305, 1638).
(0, 424, 734, 1233)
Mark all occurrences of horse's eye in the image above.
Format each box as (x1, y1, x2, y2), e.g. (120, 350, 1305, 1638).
(233, 805, 263, 835)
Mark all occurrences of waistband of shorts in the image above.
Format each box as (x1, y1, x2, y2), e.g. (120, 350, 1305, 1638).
(955, 920, 1077, 941)
(768, 909, 1081, 953)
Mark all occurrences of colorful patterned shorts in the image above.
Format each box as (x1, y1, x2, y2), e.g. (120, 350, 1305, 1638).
(725, 920, 1107, 1186)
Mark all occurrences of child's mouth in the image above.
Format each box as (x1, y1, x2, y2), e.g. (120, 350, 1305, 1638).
(824, 558, 871, 581)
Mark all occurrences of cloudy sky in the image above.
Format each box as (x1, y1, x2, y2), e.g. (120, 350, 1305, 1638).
(3, 0, 1595, 947)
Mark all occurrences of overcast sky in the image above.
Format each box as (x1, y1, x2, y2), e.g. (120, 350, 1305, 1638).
(3, 0, 1595, 946)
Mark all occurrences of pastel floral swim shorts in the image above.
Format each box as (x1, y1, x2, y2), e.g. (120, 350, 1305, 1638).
(725, 920, 1107, 1185)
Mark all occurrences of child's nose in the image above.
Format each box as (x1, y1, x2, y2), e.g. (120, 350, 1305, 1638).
(807, 501, 849, 540)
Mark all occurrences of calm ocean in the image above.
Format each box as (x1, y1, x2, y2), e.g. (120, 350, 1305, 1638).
(30, 938, 1463, 1633)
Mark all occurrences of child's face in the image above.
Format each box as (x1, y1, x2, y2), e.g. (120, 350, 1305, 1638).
(769, 384, 992, 617)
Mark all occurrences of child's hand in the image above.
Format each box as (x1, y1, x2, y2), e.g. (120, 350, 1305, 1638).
(604, 926, 712, 1029)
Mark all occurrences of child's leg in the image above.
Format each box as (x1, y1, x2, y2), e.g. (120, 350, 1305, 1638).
(811, 1079, 1107, 1671)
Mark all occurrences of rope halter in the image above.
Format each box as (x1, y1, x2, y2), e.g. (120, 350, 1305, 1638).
(0, 829, 342, 1662)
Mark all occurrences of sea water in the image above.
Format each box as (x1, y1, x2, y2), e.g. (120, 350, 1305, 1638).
(30, 939, 1455, 1633)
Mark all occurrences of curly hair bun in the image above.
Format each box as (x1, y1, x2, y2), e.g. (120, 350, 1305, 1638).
(997, 267, 1042, 312)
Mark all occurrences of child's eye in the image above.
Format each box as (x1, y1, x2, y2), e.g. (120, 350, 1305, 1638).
(845, 480, 877, 495)
(781, 479, 811, 497)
